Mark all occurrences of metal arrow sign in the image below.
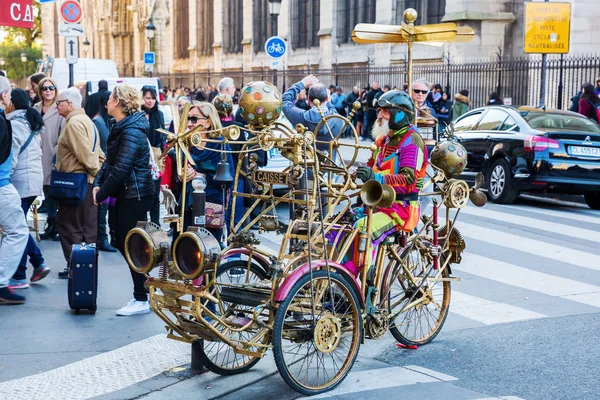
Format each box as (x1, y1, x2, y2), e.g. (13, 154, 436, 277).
(65, 36, 78, 65)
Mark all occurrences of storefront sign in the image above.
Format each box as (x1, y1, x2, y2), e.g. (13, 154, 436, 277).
(524, 2, 571, 54)
(0, 0, 34, 29)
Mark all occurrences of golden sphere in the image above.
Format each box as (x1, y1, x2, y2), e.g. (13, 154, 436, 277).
(404, 8, 418, 24)
(430, 140, 468, 179)
(238, 81, 282, 128)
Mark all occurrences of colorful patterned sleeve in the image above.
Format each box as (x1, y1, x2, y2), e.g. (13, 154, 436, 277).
(381, 132, 425, 188)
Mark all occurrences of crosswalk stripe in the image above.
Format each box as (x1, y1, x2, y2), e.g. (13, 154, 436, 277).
(457, 222, 600, 272)
(451, 291, 546, 325)
(453, 253, 600, 308)
(307, 366, 452, 398)
(460, 206, 600, 242)
(497, 204, 600, 226)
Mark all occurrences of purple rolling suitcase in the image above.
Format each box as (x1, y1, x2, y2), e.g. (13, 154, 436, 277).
(68, 242, 98, 314)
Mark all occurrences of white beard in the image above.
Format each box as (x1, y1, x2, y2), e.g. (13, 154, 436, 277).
(371, 118, 391, 140)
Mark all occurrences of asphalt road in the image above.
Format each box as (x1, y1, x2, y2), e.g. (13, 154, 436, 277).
(1, 193, 599, 400)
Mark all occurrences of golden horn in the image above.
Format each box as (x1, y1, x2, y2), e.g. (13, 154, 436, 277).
(360, 180, 396, 209)
(469, 189, 487, 207)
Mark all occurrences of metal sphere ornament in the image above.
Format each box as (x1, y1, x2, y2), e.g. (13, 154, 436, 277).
(429, 140, 468, 179)
(238, 81, 282, 129)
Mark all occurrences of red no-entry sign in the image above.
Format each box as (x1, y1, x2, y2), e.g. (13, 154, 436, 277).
(60, 0, 83, 24)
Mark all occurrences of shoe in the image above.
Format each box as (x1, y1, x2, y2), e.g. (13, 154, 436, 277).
(52, 234, 60, 242)
(31, 264, 51, 283)
(39, 217, 57, 240)
(98, 240, 118, 253)
(0, 287, 26, 304)
(58, 268, 69, 279)
(116, 299, 150, 316)
(8, 278, 29, 290)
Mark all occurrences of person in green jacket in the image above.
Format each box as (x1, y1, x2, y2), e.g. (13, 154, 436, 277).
(451, 89, 470, 121)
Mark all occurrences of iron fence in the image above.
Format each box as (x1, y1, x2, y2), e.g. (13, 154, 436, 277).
(158, 55, 600, 110)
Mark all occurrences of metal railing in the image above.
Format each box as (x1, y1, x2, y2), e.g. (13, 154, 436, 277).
(158, 54, 600, 110)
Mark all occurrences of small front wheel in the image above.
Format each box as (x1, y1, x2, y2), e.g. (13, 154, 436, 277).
(273, 270, 362, 396)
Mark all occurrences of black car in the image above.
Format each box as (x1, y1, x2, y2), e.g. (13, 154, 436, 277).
(451, 106, 600, 209)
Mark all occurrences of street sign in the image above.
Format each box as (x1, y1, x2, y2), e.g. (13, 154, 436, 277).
(60, 0, 83, 24)
(524, 2, 571, 54)
(144, 52, 155, 65)
(0, 0, 34, 29)
(39, 0, 58, 3)
(65, 36, 79, 65)
(270, 59, 282, 70)
(58, 23, 84, 36)
(265, 36, 287, 59)
(144, 64, 154, 73)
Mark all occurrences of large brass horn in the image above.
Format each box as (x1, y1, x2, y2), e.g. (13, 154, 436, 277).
(469, 189, 487, 207)
(360, 180, 396, 208)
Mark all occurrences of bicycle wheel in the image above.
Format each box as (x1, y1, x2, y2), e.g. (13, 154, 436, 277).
(273, 270, 362, 396)
(385, 241, 451, 346)
(197, 259, 268, 375)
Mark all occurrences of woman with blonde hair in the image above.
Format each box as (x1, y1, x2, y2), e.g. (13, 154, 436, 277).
(92, 84, 155, 316)
(174, 101, 234, 243)
(34, 77, 64, 241)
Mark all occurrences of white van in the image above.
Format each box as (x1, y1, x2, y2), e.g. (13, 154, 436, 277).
(37, 58, 119, 91)
(75, 77, 164, 111)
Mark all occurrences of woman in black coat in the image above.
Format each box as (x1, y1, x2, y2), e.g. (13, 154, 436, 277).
(93, 84, 155, 316)
(141, 86, 165, 226)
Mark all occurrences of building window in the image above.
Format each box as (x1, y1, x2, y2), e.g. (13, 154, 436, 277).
(253, 0, 271, 53)
(291, 0, 320, 50)
(396, 0, 446, 25)
(337, 0, 376, 44)
(174, 0, 190, 58)
(197, 0, 214, 56)
(224, 0, 244, 54)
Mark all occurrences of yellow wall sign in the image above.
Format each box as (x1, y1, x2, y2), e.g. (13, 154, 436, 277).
(524, 2, 571, 54)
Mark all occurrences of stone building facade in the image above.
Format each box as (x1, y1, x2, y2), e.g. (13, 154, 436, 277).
(40, 0, 599, 79)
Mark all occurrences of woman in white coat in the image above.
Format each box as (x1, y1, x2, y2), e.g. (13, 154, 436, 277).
(8, 88, 50, 288)
(34, 77, 64, 241)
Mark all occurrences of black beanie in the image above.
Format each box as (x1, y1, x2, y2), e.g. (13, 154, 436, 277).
(11, 88, 31, 110)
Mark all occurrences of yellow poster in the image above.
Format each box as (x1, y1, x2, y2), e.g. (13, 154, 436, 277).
(524, 2, 571, 54)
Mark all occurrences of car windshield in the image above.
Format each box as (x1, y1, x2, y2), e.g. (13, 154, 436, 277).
(520, 112, 600, 133)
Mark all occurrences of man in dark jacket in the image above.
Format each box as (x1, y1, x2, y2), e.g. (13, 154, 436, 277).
(345, 86, 360, 137)
(282, 75, 345, 163)
(84, 80, 108, 118)
(0, 76, 29, 304)
(364, 81, 382, 140)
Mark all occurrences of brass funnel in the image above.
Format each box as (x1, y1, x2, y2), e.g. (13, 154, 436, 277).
(360, 180, 396, 209)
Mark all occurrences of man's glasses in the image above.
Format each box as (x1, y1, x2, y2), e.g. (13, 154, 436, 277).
(56, 99, 69, 106)
(40, 86, 55, 92)
(188, 115, 208, 124)
(413, 89, 428, 95)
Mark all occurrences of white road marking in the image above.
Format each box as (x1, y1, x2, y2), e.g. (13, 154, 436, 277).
(460, 206, 600, 242)
(307, 366, 453, 398)
(451, 291, 546, 325)
(457, 222, 600, 272)
(454, 253, 600, 308)
(498, 204, 600, 226)
(402, 365, 459, 381)
(0, 334, 189, 400)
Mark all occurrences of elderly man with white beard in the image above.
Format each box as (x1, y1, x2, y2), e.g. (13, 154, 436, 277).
(345, 90, 428, 276)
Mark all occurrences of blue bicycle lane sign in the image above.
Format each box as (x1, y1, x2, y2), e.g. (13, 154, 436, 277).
(265, 36, 287, 59)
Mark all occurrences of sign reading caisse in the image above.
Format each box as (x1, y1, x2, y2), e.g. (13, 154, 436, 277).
(253, 170, 288, 185)
(0, 0, 34, 29)
(524, 2, 571, 54)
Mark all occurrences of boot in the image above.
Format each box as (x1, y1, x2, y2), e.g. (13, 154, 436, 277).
(0, 287, 26, 304)
(98, 239, 118, 253)
(40, 217, 58, 240)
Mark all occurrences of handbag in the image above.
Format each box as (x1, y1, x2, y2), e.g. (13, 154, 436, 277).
(205, 202, 224, 229)
(49, 126, 98, 205)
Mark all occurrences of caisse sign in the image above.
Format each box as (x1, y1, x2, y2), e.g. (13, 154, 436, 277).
(0, 0, 34, 29)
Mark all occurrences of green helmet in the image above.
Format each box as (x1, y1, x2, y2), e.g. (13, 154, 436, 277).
(376, 90, 415, 130)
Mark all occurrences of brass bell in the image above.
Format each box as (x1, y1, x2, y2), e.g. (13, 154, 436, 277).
(212, 154, 234, 185)
(360, 180, 396, 209)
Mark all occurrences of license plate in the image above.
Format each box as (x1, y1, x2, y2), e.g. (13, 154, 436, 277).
(568, 146, 600, 158)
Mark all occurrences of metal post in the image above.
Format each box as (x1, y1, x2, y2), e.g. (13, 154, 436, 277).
(496, 47, 503, 97)
(445, 52, 451, 95)
(539, 0, 549, 109)
(271, 14, 278, 88)
(557, 53, 564, 109)
(68, 63, 74, 88)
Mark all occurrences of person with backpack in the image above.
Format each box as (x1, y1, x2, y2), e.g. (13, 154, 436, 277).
(7, 89, 50, 289)
(578, 83, 600, 122)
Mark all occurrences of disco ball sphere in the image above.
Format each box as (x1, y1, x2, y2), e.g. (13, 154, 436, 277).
(429, 140, 468, 179)
(238, 81, 282, 129)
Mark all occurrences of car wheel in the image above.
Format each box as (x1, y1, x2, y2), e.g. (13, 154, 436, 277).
(486, 159, 519, 204)
(584, 192, 600, 210)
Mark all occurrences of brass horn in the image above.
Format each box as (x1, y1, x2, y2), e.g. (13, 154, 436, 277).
(360, 180, 396, 209)
(469, 189, 487, 207)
